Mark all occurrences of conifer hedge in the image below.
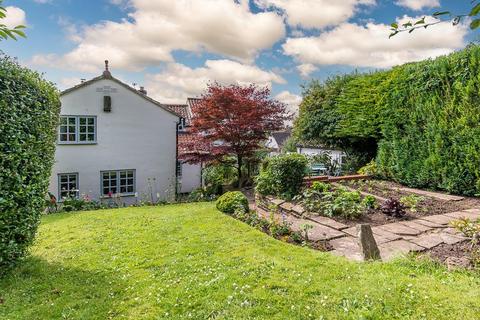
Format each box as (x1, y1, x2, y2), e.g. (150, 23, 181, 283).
(0, 54, 60, 273)
(294, 45, 480, 196)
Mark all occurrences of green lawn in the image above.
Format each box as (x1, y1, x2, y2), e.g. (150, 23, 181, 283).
(1, 203, 480, 319)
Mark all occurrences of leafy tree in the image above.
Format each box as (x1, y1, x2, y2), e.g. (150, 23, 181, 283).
(180, 83, 290, 187)
(390, 1, 480, 37)
(0, 1, 26, 41)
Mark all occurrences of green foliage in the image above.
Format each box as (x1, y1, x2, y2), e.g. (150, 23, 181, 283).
(310, 181, 331, 192)
(297, 185, 364, 219)
(255, 153, 308, 200)
(399, 195, 424, 213)
(295, 45, 480, 196)
(0, 54, 60, 274)
(358, 160, 378, 176)
(202, 163, 237, 196)
(362, 195, 378, 210)
(3, 204, 480, 319)
(0, 1, 26, 41)
(321, 189, 363, 219)
(215, 191, 249, 214)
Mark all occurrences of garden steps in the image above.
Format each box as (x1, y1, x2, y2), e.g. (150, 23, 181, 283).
(397, 187, 464, 202)
(255, 195, 476, 262)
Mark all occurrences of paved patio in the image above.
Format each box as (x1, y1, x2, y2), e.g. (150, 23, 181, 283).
(253, 202, 477, 261)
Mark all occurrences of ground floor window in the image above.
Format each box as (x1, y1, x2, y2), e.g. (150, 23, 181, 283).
(101, 169, 135, 196)
(58, 173, 79, 199)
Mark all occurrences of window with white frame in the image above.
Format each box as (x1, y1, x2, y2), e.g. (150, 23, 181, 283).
(102, 170, 135, 196)
(59, 116, 96, 143)
(58, 173, 79, 199)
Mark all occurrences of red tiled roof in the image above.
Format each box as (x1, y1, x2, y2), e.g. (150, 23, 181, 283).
(163, 104, 191, 124)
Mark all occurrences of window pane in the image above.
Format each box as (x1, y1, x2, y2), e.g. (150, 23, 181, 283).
(88, 118, 95, 125)
(79, 126, 86, 133)
(68, 125, 76, 132)
(111, 187, 117, 194)
(88, 126, 95, 133)
(68, 134, 76, 141)
(60, 126, 67, 133)
(127, 178, 134, 185)
(60, 117, 67, 125)
(68, 117, 76, 125)
(103, 188, 109, 195)
(127, 185, 134, 193)
(79, 117, 86, 125)
(120, 186, 126, 193)
(88, 134, 95, 141)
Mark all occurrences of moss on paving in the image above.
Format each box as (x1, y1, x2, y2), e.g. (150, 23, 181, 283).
(1, 203, 480, 319)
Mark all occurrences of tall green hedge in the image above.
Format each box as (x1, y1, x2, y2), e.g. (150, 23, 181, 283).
(294, 45, 480, 196)
(0, 54, 60, 273)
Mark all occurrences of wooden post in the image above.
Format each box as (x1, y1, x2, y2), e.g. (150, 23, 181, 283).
(357, 224, 381, 261)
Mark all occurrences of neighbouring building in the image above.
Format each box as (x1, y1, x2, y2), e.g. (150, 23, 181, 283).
(48, 61, 201, 204)
(163, 98, 203, 194)
(297, 143, 346, 176)
(265, 129, 292, 155)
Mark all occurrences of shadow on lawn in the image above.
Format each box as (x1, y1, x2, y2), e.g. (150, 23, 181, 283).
(0, 256, 126, 319)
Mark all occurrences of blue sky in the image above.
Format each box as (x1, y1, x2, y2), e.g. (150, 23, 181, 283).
(1, 0, 475, 109)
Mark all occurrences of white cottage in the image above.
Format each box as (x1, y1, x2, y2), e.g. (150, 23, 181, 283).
(48, 62, 200, 204)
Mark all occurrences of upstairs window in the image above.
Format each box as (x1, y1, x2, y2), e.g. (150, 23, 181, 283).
(59, 116, 96, 143)
(102, 169, 135, 196)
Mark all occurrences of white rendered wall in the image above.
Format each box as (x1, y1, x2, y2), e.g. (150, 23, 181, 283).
(297, 147, 345, 165)
(48, 79, 179, 204)
(179, 163, 202, 193)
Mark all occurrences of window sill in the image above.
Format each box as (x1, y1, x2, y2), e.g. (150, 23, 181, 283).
(100, 193, 136, 199)
(57, 142, 98, 145)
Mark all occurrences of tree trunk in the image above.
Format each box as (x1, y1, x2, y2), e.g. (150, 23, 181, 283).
(237, 155, 243, 188)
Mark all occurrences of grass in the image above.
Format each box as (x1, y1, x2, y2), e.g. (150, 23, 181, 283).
(1, 203, 480, 319)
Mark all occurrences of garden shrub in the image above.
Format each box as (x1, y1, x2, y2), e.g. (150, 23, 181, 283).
(310, 181, 331, 193)
(255, 153, 308, 200)
(216, 191, 249, 214)
(0, 54, 60, 274)
(294, 45, 480, 196)
(361, 195, 377, 210)
(381, 198, 406, 218)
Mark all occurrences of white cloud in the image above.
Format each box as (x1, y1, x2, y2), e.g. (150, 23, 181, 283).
(33, 0, 51, 3)
(275, 90, 302, 118)
(2, 6, 26, 28)
(255, 0, 375, 29)
(395, 0, 439, 11)
(144, 59, 285, 103)
(32, 0, 285, 72)
(283, 16, 468, 69)
(297, 63, 317, 78)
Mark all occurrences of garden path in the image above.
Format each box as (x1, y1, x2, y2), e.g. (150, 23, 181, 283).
(251, 197, 478, 261)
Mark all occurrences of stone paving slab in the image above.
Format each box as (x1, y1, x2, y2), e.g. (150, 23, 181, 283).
(436, 232, 468, 245)
(284, 216, 346, 241)
(399, 220, 433, 233)
(307, 215, 349, 230)
(329, 237, 363, 261)
(445, 210, 480, 221)
(413, 219, 445, 228)
(378, 223, 423, 236)
(379, 240, 425, 261)
(342, 227, 358, 237)
(291, 205, 305, 216)
(270, 198, 285, 206)
(280, 202, 294, 211)
(408, 233, 444, 249)
(371, 227, 403, 241)
(398, 187, 464, 201)
(419, 214, 453, 226)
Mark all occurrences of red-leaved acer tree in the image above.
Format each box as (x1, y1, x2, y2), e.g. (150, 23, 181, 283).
(180, 83, 291, 186)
